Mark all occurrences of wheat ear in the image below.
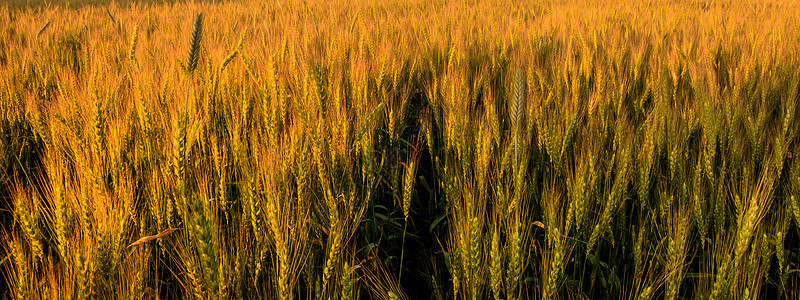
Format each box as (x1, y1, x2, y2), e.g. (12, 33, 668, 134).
(511, 67, 525, 173)
(181, 13, 203, 172)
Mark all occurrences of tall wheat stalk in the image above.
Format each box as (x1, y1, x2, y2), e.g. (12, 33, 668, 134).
(182, 13, 203, 172)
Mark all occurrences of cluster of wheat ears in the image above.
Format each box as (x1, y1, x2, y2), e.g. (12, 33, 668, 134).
(1, 0, 800, 299)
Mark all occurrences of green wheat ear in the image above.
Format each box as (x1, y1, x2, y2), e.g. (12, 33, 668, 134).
(181, 12, 203, 174)
(186, 13, 204, 74)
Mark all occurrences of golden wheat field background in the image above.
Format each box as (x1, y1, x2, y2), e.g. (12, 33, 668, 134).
(1, 0, 800, 299)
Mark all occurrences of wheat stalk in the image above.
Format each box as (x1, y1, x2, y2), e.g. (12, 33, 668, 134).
(181, 13, 203, 172)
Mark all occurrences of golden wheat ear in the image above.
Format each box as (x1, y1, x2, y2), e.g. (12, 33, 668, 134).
(186, 13, 204, 74)
(511, 66, 525, 170)
(512, 67, 525, 128)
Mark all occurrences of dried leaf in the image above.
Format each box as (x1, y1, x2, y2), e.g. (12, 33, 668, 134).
(349, 264, 362, 273)
(128, 228, 182, 248)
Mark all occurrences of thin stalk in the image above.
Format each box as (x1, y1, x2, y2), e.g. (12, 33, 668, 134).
(399, 219, 408, 281)
(182, 78, 191, 169)
(182, 12, 203, 179)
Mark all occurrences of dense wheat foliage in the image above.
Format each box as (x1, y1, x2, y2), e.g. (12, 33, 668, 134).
(2, 0, 800, 299)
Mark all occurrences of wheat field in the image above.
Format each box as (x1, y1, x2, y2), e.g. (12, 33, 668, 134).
(1, 0, 800, 299)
